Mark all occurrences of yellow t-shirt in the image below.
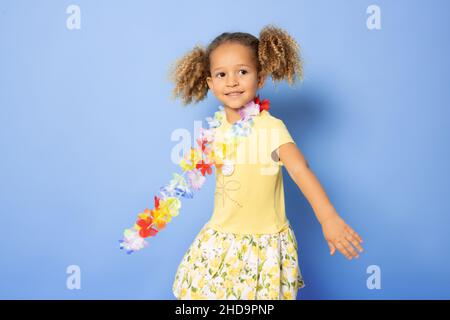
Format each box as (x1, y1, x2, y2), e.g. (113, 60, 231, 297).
(203, 109, 296, 234)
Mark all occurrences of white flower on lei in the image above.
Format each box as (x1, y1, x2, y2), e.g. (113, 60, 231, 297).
(231, 118, 254, 137)
(119, 228, 148, 254)
(198, 127, 215, 143)
(206, 116, 221, 129)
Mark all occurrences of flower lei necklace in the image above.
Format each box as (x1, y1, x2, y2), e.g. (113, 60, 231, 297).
(119, 95, 270, 254)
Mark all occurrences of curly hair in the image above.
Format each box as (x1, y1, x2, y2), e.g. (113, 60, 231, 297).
(168, 25, 304, 105)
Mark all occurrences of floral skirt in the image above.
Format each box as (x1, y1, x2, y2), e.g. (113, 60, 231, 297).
(172, 223, 306, 300)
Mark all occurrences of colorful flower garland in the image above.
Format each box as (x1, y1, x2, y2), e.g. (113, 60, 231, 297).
(119, 96, 270, 254)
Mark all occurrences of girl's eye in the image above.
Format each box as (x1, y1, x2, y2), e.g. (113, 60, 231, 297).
(216, 69, 248, 78)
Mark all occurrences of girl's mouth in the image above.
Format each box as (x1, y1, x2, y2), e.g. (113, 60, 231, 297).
(226, 91, 244, 98)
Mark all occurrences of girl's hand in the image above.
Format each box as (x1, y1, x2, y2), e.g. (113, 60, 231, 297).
(321, 215, 364, 260)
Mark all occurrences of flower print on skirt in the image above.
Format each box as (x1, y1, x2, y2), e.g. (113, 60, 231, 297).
(172, 224, 306, 300)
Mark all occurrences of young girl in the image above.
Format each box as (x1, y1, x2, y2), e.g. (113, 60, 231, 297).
(169, 25, 364, 300)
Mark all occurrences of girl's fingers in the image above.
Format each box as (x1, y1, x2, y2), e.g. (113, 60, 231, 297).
(346, 225, 363, 243)
(327, 241, 336, 255)
(345, 232, 364, 253)
(340, 238, 359, 259)
(345, 233, 363, 252)
(334, 241, 352, 259)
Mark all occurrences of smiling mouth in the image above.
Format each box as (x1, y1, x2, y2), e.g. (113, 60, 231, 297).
(226, 91, 244, 97)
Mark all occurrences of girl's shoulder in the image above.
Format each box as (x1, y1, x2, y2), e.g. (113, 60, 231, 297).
(256, 110, 287, 129)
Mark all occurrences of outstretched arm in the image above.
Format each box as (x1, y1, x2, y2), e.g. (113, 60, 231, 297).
(277, 142, 364, 260)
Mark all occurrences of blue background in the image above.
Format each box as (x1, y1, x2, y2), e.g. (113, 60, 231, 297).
(1, 0, 449, 299)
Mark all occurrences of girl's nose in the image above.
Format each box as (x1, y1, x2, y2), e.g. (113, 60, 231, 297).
(226, 75, 239, 87)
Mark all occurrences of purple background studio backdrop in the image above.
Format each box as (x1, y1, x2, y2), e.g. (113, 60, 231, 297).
(1, 0, 449, 299)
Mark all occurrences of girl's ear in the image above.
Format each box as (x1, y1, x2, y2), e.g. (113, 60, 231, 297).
(206, 76, 213, 90)
(257, 71, 267, 89)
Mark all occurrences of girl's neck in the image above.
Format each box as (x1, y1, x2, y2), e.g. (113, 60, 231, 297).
(223, 105, 242, 125)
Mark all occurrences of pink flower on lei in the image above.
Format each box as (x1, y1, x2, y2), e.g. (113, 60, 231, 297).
(239, 100, 260, 121)
(187, 169, 206, 190)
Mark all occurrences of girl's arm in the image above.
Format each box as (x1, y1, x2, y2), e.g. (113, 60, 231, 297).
(277, 142, 364, 260)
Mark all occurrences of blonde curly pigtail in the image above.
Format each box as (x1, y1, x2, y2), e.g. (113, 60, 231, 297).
(168, 45, 210, 105)
(258, 25, 304, 86)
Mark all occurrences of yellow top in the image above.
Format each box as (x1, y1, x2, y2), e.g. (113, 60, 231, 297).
(204, 109, 296, 234)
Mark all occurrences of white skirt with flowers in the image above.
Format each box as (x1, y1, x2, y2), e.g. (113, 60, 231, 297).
(172, 223, 305, 300)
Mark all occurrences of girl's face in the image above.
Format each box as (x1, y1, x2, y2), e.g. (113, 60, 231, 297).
(206, 42, 266, 110)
